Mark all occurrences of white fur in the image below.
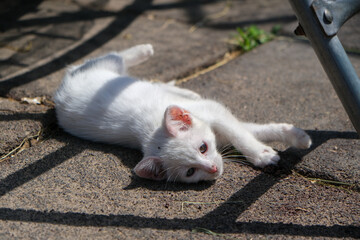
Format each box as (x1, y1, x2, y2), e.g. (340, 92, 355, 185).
(54, 44, 311, 183)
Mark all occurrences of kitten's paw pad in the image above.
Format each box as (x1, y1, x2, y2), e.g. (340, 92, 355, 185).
(252, 147, 280, 168)
(285, 125, 312, 149)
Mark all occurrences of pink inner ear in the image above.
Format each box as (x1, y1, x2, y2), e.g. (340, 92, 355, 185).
(169, 106, 192, 126)
(134, 157, 166, 181)
(164, 105, 193, 137)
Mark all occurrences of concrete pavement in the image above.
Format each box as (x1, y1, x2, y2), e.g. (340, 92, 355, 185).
(0, 0, 359, 239)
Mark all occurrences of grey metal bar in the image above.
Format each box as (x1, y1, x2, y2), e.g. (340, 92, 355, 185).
(312, 0, 360, 36)
(288, 0, 360, 135)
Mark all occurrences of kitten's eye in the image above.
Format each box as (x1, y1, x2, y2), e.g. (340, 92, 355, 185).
(186, 168, 196, 177)
(199, 142, 208, 154)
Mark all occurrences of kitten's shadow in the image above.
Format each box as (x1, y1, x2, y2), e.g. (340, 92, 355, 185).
(53, 131, 215, 192)
(123, 175, 215, 191)
(104, 144, 215, 191)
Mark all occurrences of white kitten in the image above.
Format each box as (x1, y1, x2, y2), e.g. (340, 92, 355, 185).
(54, 44, 311, 183)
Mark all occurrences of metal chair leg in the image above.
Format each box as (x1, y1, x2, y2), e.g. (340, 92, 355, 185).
(288, 0, 360, 135)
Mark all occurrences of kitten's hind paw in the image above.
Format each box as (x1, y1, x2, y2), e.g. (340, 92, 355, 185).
(139, 43, 154, 58)
(130, 44, 154, 62)
(120, 44, 154, 67)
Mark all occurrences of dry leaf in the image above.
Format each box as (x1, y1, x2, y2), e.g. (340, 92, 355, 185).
(21, 97, 45, 105)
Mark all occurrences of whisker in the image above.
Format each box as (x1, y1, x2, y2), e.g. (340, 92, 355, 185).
(172, 167, 182, 183)
(220, 150, 239, 158)
(221, 149, 244, 158)
(219, 144, 257, 154)
(221, 152, 257, 165)
(166, 166, 182, 182)
(172, 171, 181, 183)
(218, 144, 234, 154)
(223, 158, 251, 166)
(162, 166, 175, 182)
(169, 166, 182, 183)
(221, 149, 239, 157)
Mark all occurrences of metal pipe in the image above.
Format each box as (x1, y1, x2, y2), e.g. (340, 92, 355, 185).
(288, 0, 360, 135)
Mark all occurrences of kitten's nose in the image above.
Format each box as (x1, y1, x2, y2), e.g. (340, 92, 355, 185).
(209, 165, 217, 173)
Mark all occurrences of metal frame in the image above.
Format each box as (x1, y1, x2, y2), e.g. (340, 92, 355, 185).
(288, 0, 360, 135)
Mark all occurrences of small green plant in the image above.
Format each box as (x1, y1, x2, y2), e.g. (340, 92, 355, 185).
(234, 25, 273, 51)
(271, 24, 282, 35)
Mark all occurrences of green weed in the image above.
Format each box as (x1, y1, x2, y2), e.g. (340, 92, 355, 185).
(234, 25, 274, 51)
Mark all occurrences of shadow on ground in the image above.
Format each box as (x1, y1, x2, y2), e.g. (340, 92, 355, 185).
(0, 0, 297, 97)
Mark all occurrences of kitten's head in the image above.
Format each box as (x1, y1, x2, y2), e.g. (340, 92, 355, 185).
(134, 105, 223, 183)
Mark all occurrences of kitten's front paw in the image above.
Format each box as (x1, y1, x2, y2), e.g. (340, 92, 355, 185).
(139, 44, 154, 58)
(285, 125, 312, 149)
(251, 147, 280, 168)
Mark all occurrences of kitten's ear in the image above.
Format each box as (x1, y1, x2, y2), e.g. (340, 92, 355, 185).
(134, 156, 166, 181)
(164, 105, 192, 137)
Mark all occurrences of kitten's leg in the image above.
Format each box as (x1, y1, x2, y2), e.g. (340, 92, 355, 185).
(214, 124, 280, 168)
(70, 52, 125, 75)
(71, 44, 154, 75)
(118, 44, 154, 68)
(194, 101, 280, 167)
(241, 123, 312, 149)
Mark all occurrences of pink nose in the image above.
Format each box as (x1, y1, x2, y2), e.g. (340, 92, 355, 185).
(209, 165, 217, 173)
